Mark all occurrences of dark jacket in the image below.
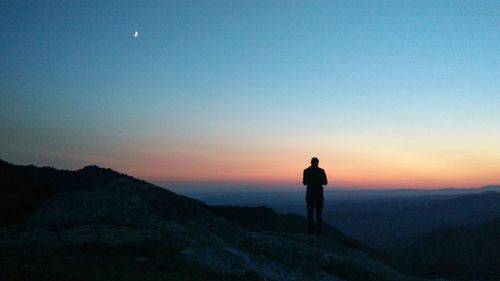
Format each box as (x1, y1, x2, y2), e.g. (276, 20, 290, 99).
(303, 166, 328, 189)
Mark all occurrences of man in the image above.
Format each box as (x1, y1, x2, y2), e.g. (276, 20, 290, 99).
(303, 157, 327, 235)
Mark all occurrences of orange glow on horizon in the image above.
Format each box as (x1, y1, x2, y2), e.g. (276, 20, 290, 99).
(77, 134, 500, 190)
(112, 153, 499, 190)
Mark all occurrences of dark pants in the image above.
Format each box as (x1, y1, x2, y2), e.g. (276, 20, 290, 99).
(306, 188, 324, 235)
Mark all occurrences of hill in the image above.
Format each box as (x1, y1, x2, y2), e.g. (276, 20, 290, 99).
(0, 159, 427, 281)
(388, 216, 500, 281)
(0, 159, 57, 225)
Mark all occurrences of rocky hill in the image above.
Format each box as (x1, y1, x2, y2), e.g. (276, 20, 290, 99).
(0, 159, 429, 281)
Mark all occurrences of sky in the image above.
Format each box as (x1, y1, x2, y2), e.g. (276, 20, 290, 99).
(1, 1, 499, 191)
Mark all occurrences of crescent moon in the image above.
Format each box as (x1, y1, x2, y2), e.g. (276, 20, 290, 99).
(133, 31, 139, 38)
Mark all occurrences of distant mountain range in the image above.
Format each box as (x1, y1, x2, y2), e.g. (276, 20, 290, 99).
(191, 185, 500, 207)
(326, 185, 500, 201)
(0, 159, 427, 281)
(327, 191, 500, 249)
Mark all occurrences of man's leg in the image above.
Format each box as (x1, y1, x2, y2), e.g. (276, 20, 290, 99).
(315, 196, 324, 235)
(307, 200, 315, 234)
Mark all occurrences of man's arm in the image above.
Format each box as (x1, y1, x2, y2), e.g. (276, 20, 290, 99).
(303, 170, 307, 186)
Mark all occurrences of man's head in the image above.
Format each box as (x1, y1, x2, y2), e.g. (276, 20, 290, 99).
(311, 157, 319, 167)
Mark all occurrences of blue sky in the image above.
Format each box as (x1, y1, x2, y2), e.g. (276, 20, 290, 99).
(1, 1, 499, 190)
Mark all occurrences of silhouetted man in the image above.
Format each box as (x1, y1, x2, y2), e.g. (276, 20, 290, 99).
(303, 157, 327, 235)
